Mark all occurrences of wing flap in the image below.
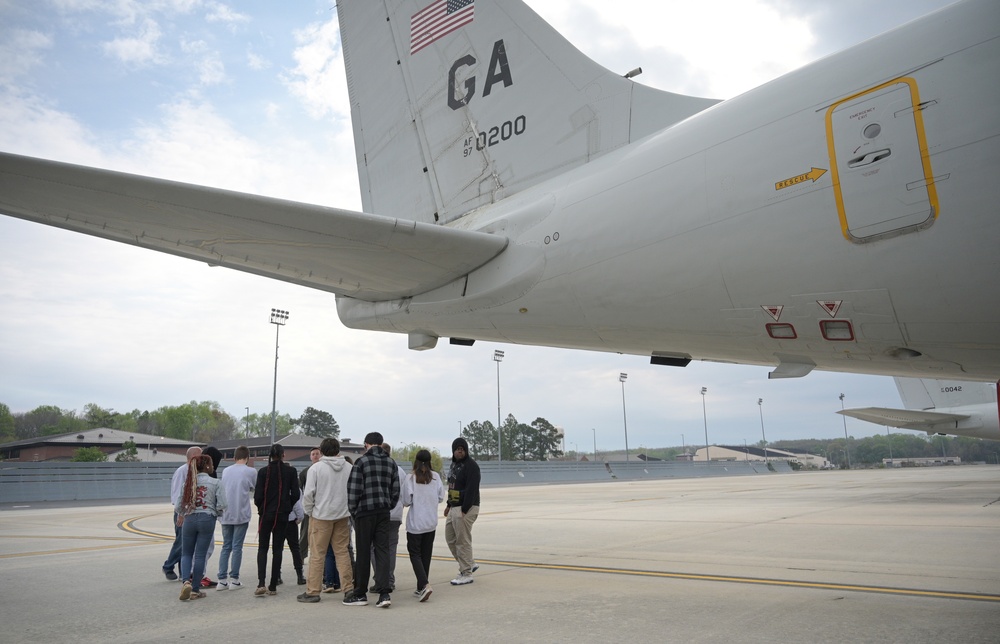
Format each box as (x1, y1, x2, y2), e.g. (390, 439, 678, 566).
(0, 152, 508, 301)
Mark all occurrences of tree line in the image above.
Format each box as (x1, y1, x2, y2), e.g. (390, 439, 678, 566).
(574, 433, 1000, 467)
(0, 401, 341, 444)
(461, 413, 564, 462)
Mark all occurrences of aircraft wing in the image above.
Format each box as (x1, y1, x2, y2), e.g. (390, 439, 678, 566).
(837, 407, 968, 430)
(0, 152, 508, 301)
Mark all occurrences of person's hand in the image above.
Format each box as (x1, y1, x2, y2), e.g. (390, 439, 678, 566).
(443, 506, 450, 517)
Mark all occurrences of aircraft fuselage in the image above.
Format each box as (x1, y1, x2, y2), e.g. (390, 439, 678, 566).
(337, 1, 1000, 380)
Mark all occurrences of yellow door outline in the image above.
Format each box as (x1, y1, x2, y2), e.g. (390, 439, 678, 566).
(825, 77, 939, 241)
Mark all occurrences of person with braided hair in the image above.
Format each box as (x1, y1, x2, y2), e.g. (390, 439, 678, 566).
(253, 443, 300, 597)
(175, 453, 227, 601)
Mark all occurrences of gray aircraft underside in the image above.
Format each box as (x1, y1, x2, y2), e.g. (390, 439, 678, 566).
(0, 0, 998, 382)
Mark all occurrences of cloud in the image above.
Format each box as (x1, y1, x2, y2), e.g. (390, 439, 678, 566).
(102, 18, 165, 66)
(205, 2, 250, 26)
(282, 17, 349, 121)
(0, 29, 53, 84)
(181, 39, 227, 85)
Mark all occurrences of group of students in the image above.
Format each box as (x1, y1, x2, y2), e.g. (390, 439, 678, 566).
(162, 434, 482, 608)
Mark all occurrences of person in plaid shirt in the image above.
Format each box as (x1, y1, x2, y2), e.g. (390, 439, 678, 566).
(345, 431, 400, 608)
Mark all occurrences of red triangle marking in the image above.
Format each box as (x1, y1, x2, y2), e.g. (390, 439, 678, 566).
(817, 300, 843, 317)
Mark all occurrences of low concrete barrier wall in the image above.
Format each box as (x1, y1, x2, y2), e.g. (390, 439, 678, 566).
(1, 459, 789, 503)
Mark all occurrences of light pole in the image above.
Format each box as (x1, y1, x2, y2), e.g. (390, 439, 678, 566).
(681, 433, 686, 457)
(245, 407, 250, 437)
(493, 349, 504, 464)
(758, 398, 768, 465)
(839, 393, 852, 469)
(592, 428, 597, 461)
(269, 308, 289, 445)
(619, 373, 629, 462)
(885, 425, 893, 467)
(701, 387, 710, 463)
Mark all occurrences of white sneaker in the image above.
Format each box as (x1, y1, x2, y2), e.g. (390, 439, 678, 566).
(450, 573, 474, 585)
(228, 580, 243, 591)
(215, 580, 230, 591)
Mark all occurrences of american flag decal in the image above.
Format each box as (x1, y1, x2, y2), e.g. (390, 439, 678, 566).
(410, 0, 475, 55)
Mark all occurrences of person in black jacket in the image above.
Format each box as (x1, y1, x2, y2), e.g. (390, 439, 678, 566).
(253, 443, 299, 596)
(445, 436, 481, 586)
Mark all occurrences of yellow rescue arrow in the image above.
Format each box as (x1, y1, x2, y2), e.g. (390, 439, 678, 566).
(775, 167, 827, 191)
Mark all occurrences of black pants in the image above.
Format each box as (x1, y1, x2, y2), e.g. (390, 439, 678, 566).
(407, 530, 435, 590)
(353, 511, 391, 597)
(284, 520, 303, 577)
(257, 514, 288, 589)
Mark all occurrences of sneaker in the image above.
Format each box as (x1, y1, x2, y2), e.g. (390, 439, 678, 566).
(297, 574, 307, 585)
(297, 592, 320, 603)
(163, 568, 178, 581)
(376, 593, 391, 608)
(276, 577, 283, 586)
(215, 580, 229, 591)
(179, 581, 192, 601)
(321, 583, 337, 593)
(266, 586, 277, 596)
(450, 572, 474, 585)
(416, 585, 433, 602)
(471, 564, 480, 573)
(342, 594, 368, 606)
(200, 577, 218, 589)
(189, 591, 206, 600)
(254, 586, 267, 597)
(228, 580, 243, 591)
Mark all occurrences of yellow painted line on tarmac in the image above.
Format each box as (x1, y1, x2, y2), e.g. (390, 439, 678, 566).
(469, 559, 1000, 603)
(119, 514, 174, 540)
(0, 541, 154, 559)
(114, 515, 1000, 603)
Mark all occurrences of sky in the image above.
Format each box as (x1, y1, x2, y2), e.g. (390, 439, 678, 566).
(0, 0, 961, 456)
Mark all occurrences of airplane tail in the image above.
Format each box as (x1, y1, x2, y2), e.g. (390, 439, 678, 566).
(894, 378, 997, 410)
(336, 0, 717, 225)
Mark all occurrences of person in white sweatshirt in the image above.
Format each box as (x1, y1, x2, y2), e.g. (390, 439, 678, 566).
(401, 449, 446, 602)
(297, 437, 355, 603)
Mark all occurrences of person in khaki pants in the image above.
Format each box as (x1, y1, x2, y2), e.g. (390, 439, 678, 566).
(297, 438, 355, 603)
(445, 437, 481, 585)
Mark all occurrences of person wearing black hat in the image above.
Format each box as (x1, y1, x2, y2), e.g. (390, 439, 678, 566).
(345, 431, 400, 608)
(445, 436, 480, 585)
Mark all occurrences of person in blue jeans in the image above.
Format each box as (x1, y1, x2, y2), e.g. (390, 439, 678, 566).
(162, 446, 202, 580)
(217, 446, 256, 590)
(322, 537, 356, 592)
(176, 454, 227, 601)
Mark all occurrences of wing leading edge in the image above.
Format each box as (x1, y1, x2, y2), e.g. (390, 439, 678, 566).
(0, 152, 508, 301)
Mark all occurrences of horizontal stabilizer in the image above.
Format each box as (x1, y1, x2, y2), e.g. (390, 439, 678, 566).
(837, 407, 968, 430)
(0, 152, 508, 301)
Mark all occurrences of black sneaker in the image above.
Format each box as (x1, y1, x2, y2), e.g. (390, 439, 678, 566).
(163, 568, 178, 581)
(343, 593, 368, 606)
(297, 592, 320, 603)
(376, 593, 391, 608)
(297, 574, 307, 585)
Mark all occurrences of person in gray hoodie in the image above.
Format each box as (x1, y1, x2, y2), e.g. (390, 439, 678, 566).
(297, 437, 355, 603)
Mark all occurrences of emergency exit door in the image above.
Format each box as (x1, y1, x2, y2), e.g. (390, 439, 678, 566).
(826, 78, 938, 242)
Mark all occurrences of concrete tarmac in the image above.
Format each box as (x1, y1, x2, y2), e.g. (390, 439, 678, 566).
(1, 466, 998, 643)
